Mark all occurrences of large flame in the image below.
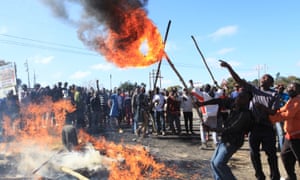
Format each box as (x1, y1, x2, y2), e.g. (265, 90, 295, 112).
(79, 0, 165, 68)
(96, 8, 165, 68)
(0, 97, 181, 179)
(42, 0, 165, 68)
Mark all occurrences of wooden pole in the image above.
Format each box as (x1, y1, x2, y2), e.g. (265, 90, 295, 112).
(191, 35, 220, 88)
(60, 166, 89, 180)
(163, 53, 204, 123)
(32, 149, 64, 174)
(153, 20, 171, 89)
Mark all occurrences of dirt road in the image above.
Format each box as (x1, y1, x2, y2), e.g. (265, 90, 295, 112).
(103, 111, 300, 180)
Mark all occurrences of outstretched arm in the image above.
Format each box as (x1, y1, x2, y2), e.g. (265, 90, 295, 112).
(219, 60, 245, 86)
(195, 98, 222, 107)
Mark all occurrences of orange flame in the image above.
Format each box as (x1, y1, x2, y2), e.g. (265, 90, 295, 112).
(0, 97, 182, 179)
(78, 131, 181, 179)
(0, 97, 76, 152)
(82, 3, 165, 68)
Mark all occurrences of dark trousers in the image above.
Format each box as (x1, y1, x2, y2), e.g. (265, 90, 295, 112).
(154, 111, 165, 133)
(183, 111, 193, 133)
(281, 138, 300, 180)
(249, 127, 280, 180)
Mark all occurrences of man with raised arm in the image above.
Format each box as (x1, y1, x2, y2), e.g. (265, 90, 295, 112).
(219, 60, 281, 180)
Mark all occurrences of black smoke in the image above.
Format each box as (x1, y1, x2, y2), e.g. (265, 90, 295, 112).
(41, 0, 150, 61)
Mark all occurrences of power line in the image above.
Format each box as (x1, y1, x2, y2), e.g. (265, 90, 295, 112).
(0, 39, 98, 56)
(0, 34, 86, 50)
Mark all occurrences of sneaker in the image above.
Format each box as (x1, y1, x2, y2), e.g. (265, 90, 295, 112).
(119, 128, 123, 133)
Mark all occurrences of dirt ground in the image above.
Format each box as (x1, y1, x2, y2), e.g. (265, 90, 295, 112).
(1, 114, 299, 179)
(102, 113, 300, 180)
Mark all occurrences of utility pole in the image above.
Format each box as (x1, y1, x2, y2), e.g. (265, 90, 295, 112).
(25, 60, 30, 89)
(149, 69, 163, 89)
(110, 74, 112, 91)
(33, 69, 36, 86)
(256, 64, 268, 87)
(149, 72, 152, 90)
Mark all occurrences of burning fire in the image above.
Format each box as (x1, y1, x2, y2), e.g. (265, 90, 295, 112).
(94, 10, 165, 68)
(42, 0, 165, 68)
(0, 97, 180, 179)
(78, 0, 165, 68)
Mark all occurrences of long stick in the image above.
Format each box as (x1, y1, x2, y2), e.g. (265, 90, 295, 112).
(60, 166, 89, 180)
(164, 53, 203, 123)
(153, 20, 171, 89)
(32, 149, 64, 174)
(191, 35, 220, 88)
(164, 53, 188, 89)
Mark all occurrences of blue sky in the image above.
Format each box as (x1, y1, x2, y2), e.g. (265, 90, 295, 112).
(1, 0, 300, 90)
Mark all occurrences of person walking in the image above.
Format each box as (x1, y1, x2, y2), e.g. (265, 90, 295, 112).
(220, 60, 281, 180)
(135, 86, 150, 139)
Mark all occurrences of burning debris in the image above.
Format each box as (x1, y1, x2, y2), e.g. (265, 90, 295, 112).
(41, 0, 164, 68)
(0, 97, 179, 179)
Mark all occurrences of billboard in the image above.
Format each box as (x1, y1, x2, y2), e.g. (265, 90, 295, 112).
(0, 62, 17, 99)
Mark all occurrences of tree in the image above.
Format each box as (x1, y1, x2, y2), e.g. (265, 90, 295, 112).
(119, 81, 137, 93)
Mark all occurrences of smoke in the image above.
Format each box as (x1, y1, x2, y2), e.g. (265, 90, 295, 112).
(14, 143, 115, 179)
(41, 0, 152, 66)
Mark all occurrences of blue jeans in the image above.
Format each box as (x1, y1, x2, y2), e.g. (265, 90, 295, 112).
(275, 122, 284, 150)
(211, 142, 239, 180)
(154, 111, 165, 133)
(132, 110, 138, 133)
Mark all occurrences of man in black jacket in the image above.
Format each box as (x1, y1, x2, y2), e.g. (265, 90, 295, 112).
(220, 60, 281, 180)
(197, 90, 253, 180)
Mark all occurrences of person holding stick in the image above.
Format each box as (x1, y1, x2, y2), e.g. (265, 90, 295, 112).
(197, 89, 254, 180)
(219, 60, 281, 180)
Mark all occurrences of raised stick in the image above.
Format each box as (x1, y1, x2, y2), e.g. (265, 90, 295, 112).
(153, 20, 171, 89)
(191, 35, 220, 88)
(164, 52, 204, 123)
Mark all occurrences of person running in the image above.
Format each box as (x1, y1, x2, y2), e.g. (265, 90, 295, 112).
(220, 60, 281, 180)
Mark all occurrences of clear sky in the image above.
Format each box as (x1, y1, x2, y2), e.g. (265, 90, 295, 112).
(1, 0, 300, 90)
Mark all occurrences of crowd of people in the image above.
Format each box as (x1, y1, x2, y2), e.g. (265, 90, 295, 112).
(0, 60, 300, 180)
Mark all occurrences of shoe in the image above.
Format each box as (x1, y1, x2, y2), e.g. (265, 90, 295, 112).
(161, 131, 166, 136)
(200, 142, 208, 150)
